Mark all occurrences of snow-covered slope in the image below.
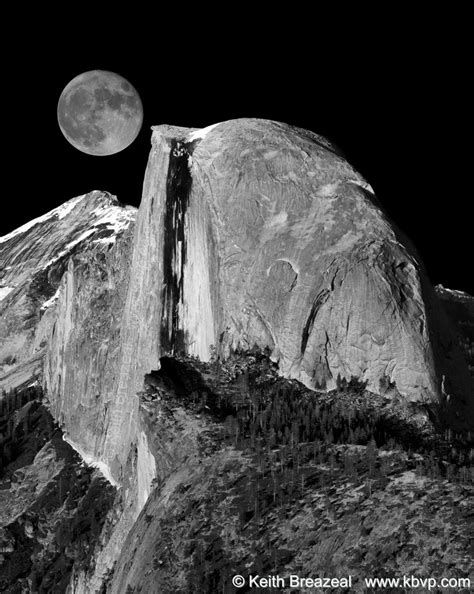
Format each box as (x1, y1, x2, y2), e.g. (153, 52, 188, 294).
(0, 191, 136, 392)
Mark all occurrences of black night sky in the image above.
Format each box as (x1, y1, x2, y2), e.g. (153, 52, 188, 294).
(3, 17, 472, 294)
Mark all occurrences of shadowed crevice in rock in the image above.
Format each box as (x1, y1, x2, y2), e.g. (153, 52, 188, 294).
(160, 140, 194, 355)
(301, 289, 331, 355)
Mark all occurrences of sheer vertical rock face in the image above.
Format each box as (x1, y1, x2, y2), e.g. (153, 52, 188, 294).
(44, 119, 474, 484)
(143, 119, 472, 428)
(1, 118, 473, 591)
(43, 224, 135, 480)
(2, 120, 473, 495)
(97, 130, 173, 483)
(97, 127, 215, 486)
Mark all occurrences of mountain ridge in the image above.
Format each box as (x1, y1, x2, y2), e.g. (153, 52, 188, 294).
(0, 191, 136, 394)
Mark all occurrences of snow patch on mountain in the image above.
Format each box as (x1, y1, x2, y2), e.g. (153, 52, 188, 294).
(40, 287, 61, 311)
(0, 191, 134, 249)
(0, 194, 86, 244)
(39, 202, 134, 269)
(41, 229, 96, 270)
(90, 201, 135, 234)
(56, 194, 86, 220)
(187, 122, 221, 142)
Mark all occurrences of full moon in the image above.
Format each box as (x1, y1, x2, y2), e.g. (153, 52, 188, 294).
(57, 70, 143, 156)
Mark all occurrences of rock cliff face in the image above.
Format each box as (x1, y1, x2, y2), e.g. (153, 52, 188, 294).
(77, 117, 470, 465)
(171, 120, 471, 410)
(4, 122, 472, 490)
(0, 191, 135, 393)
(185, 121, 472, 417)
(1, 118, 473, 591)
(43, 206, 136, 489)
